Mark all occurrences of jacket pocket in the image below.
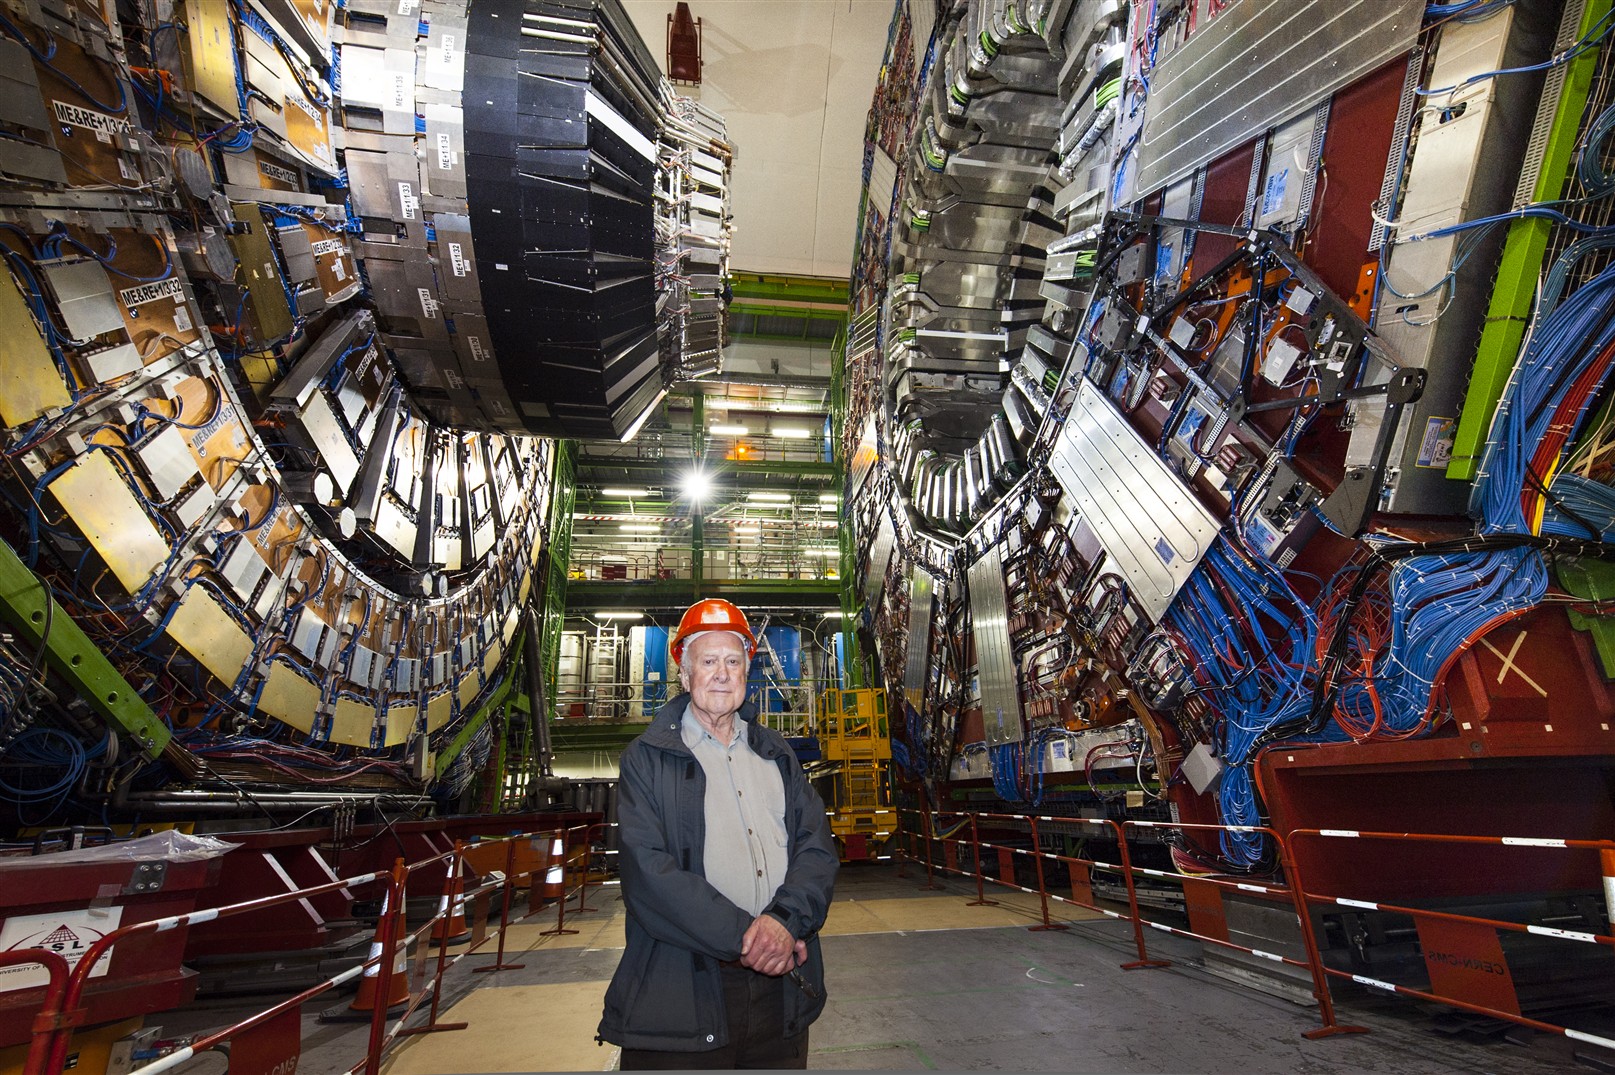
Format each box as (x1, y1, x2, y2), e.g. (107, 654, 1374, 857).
(625, 943, 707, 1038)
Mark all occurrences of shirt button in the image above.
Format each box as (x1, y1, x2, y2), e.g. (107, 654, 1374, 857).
(706, 1034, 714, 1043)
(747, 828, 753, 835)
(756, 869, 763, 877)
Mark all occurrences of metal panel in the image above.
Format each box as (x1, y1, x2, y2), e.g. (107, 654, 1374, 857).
(968, 545, 1021, 747)
(50, 453, 171, 593)
(1133, 0, 1423, 196)
(903, 570, 934, 710)
(1047, 381, 1220, 623)
(863, 513, 897, 608)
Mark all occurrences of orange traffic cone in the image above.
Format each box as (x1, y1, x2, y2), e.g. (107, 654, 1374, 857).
(349, 888, 410, 1013)
(432, 856, 470, 946)
(543, 834, 565, 901)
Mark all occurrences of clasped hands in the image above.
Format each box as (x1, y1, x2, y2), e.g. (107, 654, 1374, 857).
(739, 913, 806, 976)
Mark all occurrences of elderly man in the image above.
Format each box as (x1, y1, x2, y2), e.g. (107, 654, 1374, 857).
(599, 598, 838, 1069)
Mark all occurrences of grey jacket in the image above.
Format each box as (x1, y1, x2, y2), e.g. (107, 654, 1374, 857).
(597, 693, 838, 1052)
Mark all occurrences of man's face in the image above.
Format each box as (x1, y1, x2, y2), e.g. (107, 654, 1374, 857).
(680, 630, 749, 723)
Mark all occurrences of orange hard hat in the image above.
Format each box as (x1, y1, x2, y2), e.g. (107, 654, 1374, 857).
(670, 598, 756, 663)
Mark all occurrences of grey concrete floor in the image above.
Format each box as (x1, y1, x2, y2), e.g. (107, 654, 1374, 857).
(145, 863, 1605, 1074)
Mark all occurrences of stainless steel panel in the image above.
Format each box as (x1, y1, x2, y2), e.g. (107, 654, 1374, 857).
(1046, 381, 1220, 623)
(863, 513, 897, 608)
(299, 391, 361, 492)
(904, 569, 934, 711)
(1134, 0, 1422, 196)
(968, 545, 1021, 746)
(133, 425, 200, 501)
(42, 260, 123, 339)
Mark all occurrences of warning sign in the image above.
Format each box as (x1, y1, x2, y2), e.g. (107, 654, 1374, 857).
(0, 906, 123, 991)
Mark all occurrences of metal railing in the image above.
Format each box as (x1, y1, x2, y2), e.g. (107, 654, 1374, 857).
(14, 823, 609, 1075)
(892, 808, 1615, 1051)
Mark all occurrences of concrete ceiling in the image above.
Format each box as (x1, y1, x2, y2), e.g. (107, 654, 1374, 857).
(621, 0, 893, 278)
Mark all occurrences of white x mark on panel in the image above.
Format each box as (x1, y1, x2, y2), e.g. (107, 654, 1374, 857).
(1480, 632, 1548, 698)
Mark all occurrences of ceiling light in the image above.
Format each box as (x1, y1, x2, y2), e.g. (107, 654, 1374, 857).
(748, 492, 791, 502)
(819, 494, 838, 503)
(732, 526, 761, 535)
(601, 487, 649, 498)
(598, 611, 644, 620)
(821, 611, 846, 619)
(770, 401, 824, 413)
(681, 468, 713, 501)
(710, 424, 748, 436)
(619, 524, 660, 533)
(771, 427, 812, 439)
(803, 548, 839, 557)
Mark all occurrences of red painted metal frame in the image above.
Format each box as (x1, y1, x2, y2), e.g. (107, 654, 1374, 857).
(896, 808, 1164, 968)
(0, 852, 220, 1049)
(1122, 820, 1365, 1039)
(17, 823, 596, 1075)
(0, 950, 70, 1075)
(1288, 827, 1615, 1055)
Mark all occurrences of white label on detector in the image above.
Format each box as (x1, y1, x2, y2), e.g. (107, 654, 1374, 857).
(119, 278, 184, 309)
(310, 238, 345, 257)
(418, 288, 437, 319)
(436, 132, 454, 171)
(0, 907, 124, 992)
(53, 100, 130, 141)
(173, 304, 193, 332)
(259, 160, 300, 187)
(398, 181, 417, 219)
(447, 241, 467, 277)
(467, 335, 487, 363)
(288, 93, 321, 126)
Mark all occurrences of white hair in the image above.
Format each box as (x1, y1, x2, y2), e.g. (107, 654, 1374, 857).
(677, 630, 750, 671)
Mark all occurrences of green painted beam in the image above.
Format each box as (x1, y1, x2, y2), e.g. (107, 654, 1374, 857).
(575, 458, 839, 479)
(551, 721, 650, 753)
(729, 273, 849, 306)
(434, 641, 520, 780)
(1448, 0, 1609, 481)
(568, 578, 841, 611)
(0, 538, 169, 758)
(728, 302, 849, 323)
(541, 441, 577, 725)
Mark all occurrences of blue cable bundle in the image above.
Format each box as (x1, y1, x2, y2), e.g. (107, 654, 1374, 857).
(1164, 536, 1322, 866)
(1305, 266, 1615, 749)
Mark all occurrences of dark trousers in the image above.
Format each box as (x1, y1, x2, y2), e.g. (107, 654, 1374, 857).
(619, 963, 808, 1070)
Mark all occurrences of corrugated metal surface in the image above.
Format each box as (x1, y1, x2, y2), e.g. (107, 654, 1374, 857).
(968, 545, 1021, 746)
(1133, 0, 1422, 197)
(864, 512, 898, 608)
(1047, 381, 1219, 623)
(904, 569, 935, 710)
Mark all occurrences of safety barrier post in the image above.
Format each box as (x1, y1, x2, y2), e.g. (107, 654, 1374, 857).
(574, 823, 602, 915)
(475, 837, 526, 974)
(1275, 836, 1367, 1039)
(402, 843, 472, 1039)
(895, 811, 911, 878)
(1111, 822, 1170, 970)
(3, 950, 71, 1075)
(966, 813, 997, 907)
(919, 809, 942, 890)
(1026, 816, 1067, 933)
(363, 862, 409, 1075)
